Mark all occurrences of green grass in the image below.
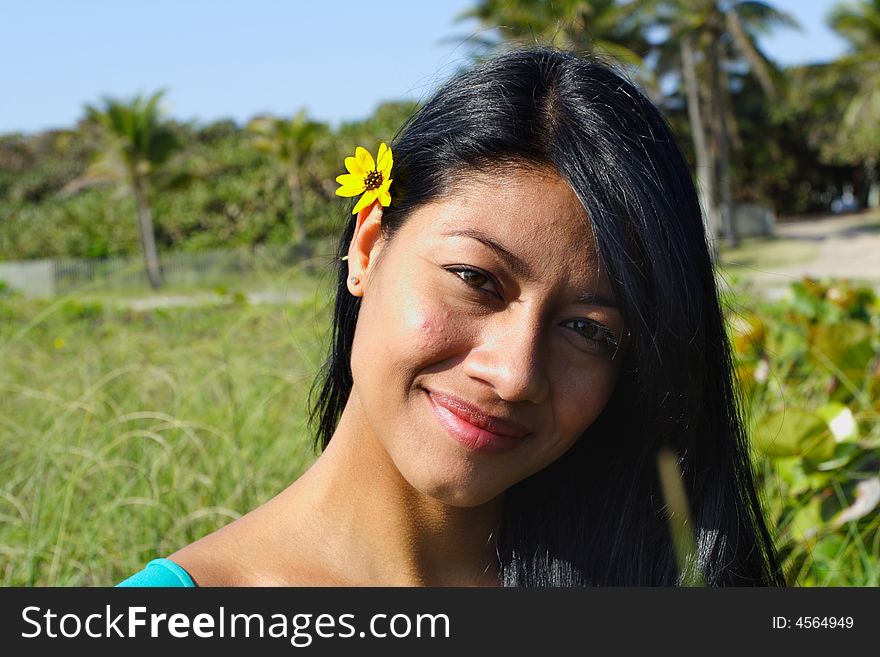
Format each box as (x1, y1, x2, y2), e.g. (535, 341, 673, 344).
(0, 280, 331, 585)
(719, 236, 819, 273)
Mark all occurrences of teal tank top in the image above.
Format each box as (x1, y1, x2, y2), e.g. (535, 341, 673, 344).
(116, 558, 196, 587)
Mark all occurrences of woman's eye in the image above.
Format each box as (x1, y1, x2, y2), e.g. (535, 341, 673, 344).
(447, 268, 619, 355)
(447, 266, 500, 297)
(566, 319, 619, 354)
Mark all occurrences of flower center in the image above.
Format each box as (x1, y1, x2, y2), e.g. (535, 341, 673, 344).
(363, 170, 383, 191)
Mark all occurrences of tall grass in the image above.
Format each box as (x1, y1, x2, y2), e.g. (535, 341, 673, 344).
(0, 272, 331, 585)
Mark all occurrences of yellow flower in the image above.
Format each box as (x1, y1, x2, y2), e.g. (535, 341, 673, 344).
(335, 143, 393, 215)
(54, 337, 65, 349)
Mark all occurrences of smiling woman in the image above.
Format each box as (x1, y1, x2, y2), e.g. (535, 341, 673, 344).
(343, 166, 625, 512)
(117, 47, 784, 587)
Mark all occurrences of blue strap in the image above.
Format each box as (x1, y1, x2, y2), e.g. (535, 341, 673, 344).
(116, 558, 196, 587)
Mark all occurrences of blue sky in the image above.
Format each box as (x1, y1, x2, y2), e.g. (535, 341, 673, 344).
(1, 0, 849, 135)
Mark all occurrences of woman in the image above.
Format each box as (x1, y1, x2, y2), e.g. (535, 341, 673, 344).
(117, 47, 784, 587)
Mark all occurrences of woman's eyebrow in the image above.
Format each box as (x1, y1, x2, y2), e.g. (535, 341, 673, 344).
(576, 292, 619, 310)
(441, 227, 619, 310)
(440, 228, 533, 280)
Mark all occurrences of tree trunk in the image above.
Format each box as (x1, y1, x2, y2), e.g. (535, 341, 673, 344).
(287, 171, 314, 273)
(709, 31, 737, 248)
(132, 176, 163, 289)
(287, 172, 307, 245)
(866, 158, 880, 208)
(681, 37, 719, 261)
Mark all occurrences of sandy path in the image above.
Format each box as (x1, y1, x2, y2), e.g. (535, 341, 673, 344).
(118, 289, 306, 311)
(745, 213, 880, 290)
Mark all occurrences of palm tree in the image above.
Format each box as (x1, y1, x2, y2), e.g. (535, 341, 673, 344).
(85, 91, 179, 288)
(657, 1, 797, 250)
(459, 0, 652, 70)
(247, 109, 328, 260)
(828, 0, 880, 207)
(457, 1, 795, 250)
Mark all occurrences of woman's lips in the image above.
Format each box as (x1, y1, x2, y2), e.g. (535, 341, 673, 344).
(424, 388, 531, 455)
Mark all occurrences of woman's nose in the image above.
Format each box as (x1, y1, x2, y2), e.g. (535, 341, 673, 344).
(462, 311, 550, 404)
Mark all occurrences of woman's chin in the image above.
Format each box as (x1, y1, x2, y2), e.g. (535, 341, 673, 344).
(398, 460, 508, 508)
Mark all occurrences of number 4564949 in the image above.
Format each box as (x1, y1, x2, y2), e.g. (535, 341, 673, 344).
(795, 617, 854, 629)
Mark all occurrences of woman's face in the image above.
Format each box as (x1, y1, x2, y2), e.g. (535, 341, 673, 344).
(346, 166, 626, 507)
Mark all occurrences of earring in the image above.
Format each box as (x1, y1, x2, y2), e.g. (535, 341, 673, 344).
(349, 275, 360, 285)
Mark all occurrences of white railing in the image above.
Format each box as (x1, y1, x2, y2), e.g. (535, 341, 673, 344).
(0, 240, 339, 298)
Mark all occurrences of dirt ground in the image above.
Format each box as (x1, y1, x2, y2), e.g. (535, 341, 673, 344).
(729, 210, 880, 292)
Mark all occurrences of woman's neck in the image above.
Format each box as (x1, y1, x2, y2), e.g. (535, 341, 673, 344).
(274, 392, 504, 586)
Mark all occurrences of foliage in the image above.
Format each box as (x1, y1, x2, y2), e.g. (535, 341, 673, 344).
(458, 0, 652, 69)
(729, 71, 857, 213)
(83, 91, 187, 287)
(826, 0, 880, 163)
(775, 62, 871, 169)
(728, 278, 880, 585)
(247, 109, 331, 249)
(0, 103, 418, 261)
(84, 91, 180, 181)
(654, 0, 798, 94)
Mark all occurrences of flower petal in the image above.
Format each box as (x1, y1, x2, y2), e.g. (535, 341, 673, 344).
(352, 190, 378, 215)
(335, 173, 365, 197)
(336, 185, 365, 197)
(336, 173, 364, 188)
(377, 144, 393, 177)
(355, 146, 375, 174)
(378, 187, 391, 207)
(345, 156, 365, 177)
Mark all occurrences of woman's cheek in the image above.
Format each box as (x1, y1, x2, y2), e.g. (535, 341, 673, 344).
(413, 305, 457, 353)
(401, 285, 465, 356)
(588, 367, 619, 423)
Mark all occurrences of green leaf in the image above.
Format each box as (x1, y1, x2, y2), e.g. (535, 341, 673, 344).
(768, 456, 811, 495)
(752, 409, 835, 461)
(810, 442, 861, 472)
(808, 321, 874, 378)
(764, 322, 807, 363)
(812, 534, 845, 562)
(788, 495, 823, 542)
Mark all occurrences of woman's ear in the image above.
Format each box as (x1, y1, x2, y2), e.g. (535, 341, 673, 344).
(345, 200, 384, 297)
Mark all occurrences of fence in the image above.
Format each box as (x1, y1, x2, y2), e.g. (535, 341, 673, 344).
(0, 240, 338, 298)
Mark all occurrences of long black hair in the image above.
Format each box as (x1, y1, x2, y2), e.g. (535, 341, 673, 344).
(308, 47, 784, 586)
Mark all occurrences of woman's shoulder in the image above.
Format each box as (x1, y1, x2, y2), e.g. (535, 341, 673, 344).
(165, 531, 331, 586)
(115, 558, 196, 587)
(119, 490, 333, 586)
